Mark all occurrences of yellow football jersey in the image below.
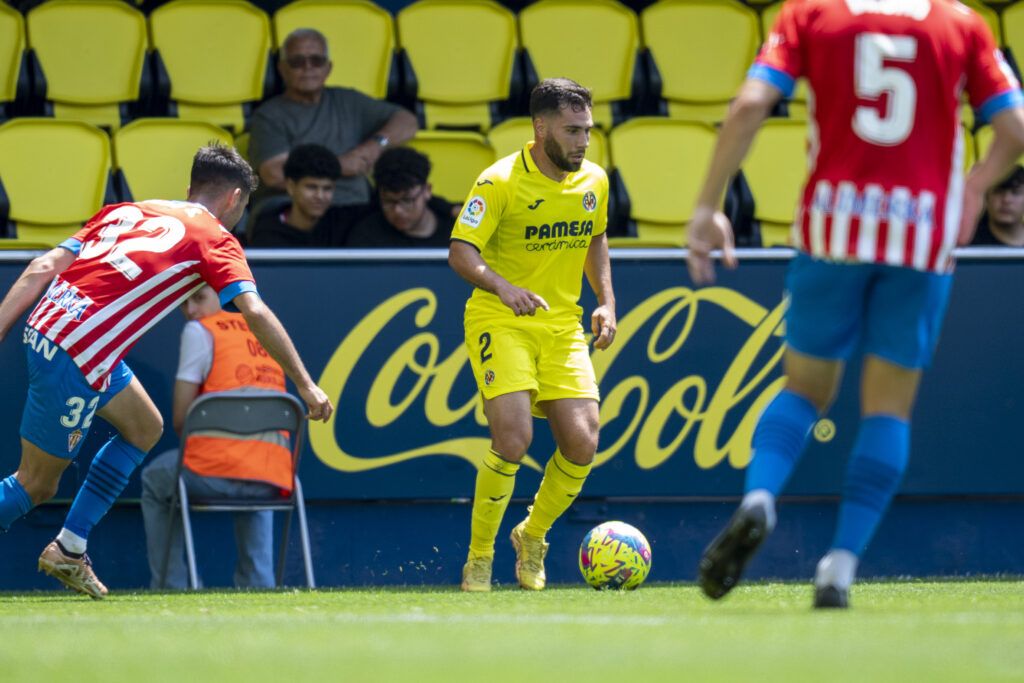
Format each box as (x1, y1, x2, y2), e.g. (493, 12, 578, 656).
(450, 142, 608, 324)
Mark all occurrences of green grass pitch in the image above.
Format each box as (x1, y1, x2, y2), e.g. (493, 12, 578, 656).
(1, 580, 1022, 682)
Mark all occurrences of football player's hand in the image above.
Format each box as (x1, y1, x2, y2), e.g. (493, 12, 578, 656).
(300, 384, 334, 422)
(687, 206, 737, 286)
(497, 283, 549, 317)
(591, 305, 617, 350)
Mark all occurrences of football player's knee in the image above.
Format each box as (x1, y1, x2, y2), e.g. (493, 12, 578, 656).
(492, 431, 532, 461)
(21, 475, 59, 505)
(126, 415, 163, 453)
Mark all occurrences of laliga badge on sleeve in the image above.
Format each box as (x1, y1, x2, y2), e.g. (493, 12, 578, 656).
(460, 196, 487, 228)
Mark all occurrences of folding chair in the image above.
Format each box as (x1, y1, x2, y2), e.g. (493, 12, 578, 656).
(160, 390, 315, 589)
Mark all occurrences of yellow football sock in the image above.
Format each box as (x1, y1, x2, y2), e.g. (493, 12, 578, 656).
(468, 449, 519, 558)
(524, 451, 592, 539)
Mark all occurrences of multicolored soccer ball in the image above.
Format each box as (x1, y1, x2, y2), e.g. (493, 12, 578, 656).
(578, 521, 652, 590)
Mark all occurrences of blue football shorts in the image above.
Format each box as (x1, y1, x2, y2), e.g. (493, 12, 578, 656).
(20, 326, 134, 459)
(784, 253, 953, 369)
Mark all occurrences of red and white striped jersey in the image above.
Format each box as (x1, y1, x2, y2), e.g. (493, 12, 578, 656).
(752, 0, 1024, 272)
(27, 200, 256, 390)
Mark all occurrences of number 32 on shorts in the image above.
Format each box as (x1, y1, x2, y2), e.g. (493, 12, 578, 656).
(61, 396, 99, 430)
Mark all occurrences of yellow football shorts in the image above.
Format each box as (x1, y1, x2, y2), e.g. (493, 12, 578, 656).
(465, 315, 599, 417)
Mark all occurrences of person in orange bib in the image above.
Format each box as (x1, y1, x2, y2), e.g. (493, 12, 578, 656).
(141, 285, 292, 589)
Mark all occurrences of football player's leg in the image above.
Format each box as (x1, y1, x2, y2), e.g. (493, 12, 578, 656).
(0, 441, 70, 530)
(61, 374, 162, 553)
(469, 392, 532, 559)
(525, 398, 597, 539)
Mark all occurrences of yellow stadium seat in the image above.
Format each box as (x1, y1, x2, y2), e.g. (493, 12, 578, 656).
(642, 0, 760, 124)
(518, 0, 640, 129)
(608, 117, 717, 247)
(1004, 3, 1024, 73)
(487, 116, 610, 169)
(742, 119, 807, 247)
(112, 119, 234, 202)
(0, 3, 26, 121)
(405, 131, 497, 203)
(759, 2, 809, 120)
(234, 130, 250, 161)
(397, 0, 517, 131)
(26, 0, 148, 130)
(150, 0, 272, 132)
(0, 119, 113, 246)
(962, 125, 976, 173)
(273, 0, 396, 99)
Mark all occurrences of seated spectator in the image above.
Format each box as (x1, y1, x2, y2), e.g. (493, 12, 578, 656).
(249, 28, 418, 208)
(972, 165, 1024, 247)
(141, 285, 292, 590)
(249, 144, 357, 247)
(344, 147, 459, 248)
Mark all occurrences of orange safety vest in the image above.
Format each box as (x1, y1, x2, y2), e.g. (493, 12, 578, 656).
(182, 311, 293, 491)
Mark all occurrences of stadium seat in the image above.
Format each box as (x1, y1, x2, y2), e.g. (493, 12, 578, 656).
(405, 131, 497, 203)
(273, 0, 397, 100)
(112, 119, 234, 202)
(25, 0, 148, 131)
(159, 390, 315, 590)
(397, 0, 518, 131)
(1004, 3, 1024, 73)
(742, 119, 807, 247)
(0, 2, 28, 122)
(0, 118, 114, 247)
(518, 0, 641, 129)
(487, 116, 610, 169)
(150, 0, 273, 132)
(642, 0, 760, 124)
(607, 117, 717, 247)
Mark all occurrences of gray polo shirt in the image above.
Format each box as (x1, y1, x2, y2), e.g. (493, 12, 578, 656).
(249, 87, 402, 207)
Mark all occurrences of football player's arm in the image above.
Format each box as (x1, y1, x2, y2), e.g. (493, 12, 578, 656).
(232, 291, 333, 422)
(448, 240, 549, 316)
(171, 380, 201, 437)
(584, 232, 616, 350)
(688, 79, 781, 285)
(0, 247, 76, 342)
(960, 106, 1024, 244)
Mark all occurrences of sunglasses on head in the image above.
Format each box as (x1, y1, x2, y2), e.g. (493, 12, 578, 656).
(286, 53, 328, 69)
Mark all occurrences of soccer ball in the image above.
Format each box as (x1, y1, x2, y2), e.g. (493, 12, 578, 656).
(578, 521, 652, 590)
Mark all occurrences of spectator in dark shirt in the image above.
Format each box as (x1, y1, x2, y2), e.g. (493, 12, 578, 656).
(972, 164, 1024, 247)
(345, 147, 459, 248)
(249, 144, 357, 247)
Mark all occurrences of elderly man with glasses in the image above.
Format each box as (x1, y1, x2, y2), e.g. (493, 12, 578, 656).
(249, 28, 418, 210)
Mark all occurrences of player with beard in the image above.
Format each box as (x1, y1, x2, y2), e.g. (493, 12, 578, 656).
(448, 78, 616, 592)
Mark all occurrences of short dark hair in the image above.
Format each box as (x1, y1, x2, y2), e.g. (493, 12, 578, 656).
(283, 144, 342, 182)
(373, 147, 431, 193)
(529, 78, 592, 118)
(994, 164, 1024, 192)
(190, 143, 258, 195)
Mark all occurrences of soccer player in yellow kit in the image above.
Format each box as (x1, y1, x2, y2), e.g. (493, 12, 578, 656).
(448, 78, 616, 591)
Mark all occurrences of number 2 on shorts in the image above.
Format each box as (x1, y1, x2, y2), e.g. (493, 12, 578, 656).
(478, 331, 493, 363)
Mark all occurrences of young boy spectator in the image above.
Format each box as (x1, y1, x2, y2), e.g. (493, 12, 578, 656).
(249, 144, 356, 247)
(972, 164, 1024, 246)
(344, 147, 458, 248)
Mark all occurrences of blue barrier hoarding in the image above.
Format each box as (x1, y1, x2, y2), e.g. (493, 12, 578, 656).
(0, 249, 1022, 502)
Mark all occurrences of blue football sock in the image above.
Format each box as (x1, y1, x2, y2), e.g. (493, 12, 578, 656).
(744, 389, 820, 496)
(63, 436, 147, 540)
(832, 415, 910, 556)
(0, 475, 34, 531)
